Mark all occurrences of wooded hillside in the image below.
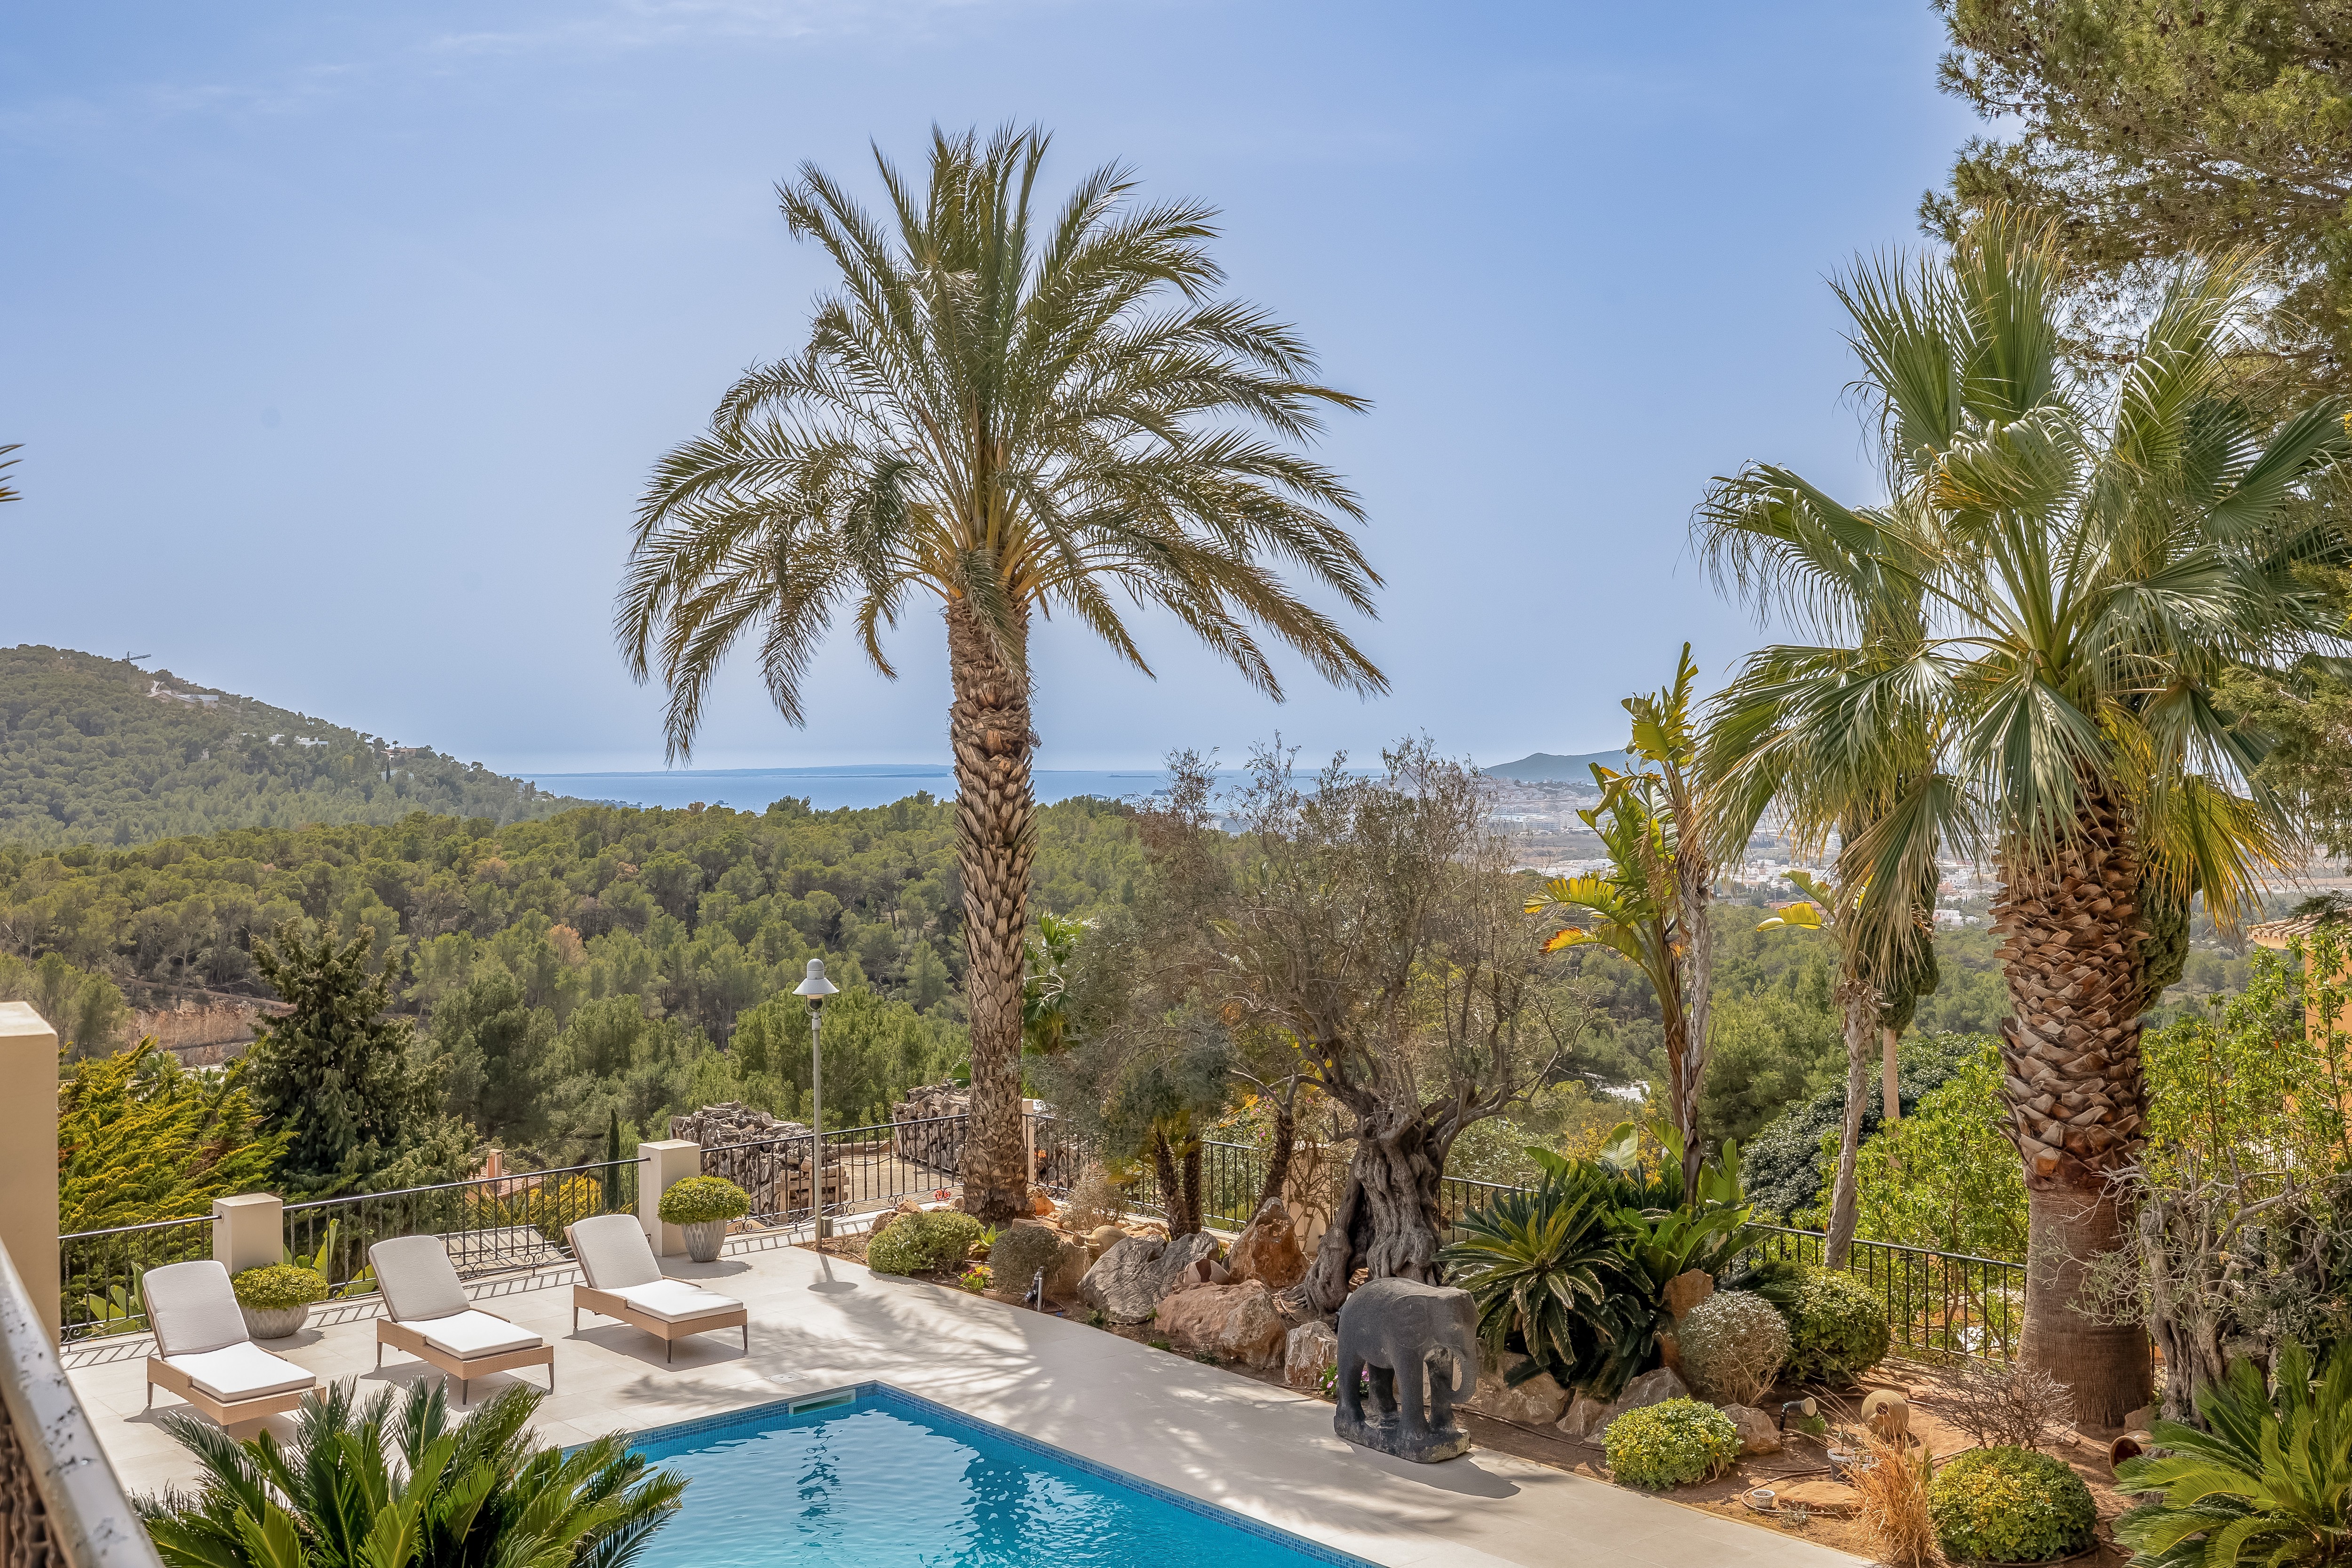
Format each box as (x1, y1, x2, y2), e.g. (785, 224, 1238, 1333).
(0, 646, 589, 847)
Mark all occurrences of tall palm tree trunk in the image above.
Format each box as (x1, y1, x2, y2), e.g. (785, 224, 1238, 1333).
(947, 599, 1035, 1223)
(1992, 781, 2153, 1426)
(1824, 982, 1875, 1267)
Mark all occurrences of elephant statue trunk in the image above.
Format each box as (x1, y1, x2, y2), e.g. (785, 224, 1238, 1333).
(1332, 1277, 1479, 1463)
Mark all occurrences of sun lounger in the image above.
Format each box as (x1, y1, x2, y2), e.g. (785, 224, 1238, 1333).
(368, 1235, 553, 1403)
(143, 1259, 318, 1426)
(566, 1214, 747, 1362)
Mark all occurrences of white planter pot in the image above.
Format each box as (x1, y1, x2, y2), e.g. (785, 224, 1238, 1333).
(240, 1303, 311, 1340)
(681, 1220, 726, 1263)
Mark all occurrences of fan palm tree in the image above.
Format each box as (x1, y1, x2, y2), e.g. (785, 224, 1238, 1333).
(617, 126, 1384, 1220)
(1692, 210, 2352, 1424)
(138, 1378, 685, 1567)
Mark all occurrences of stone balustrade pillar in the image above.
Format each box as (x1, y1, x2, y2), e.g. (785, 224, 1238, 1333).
(211, 1193, 283, 1275)
(637, 1139, 702, 1258)
(0, 1004, 58, 1341)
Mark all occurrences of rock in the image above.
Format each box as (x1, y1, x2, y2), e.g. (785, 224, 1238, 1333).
(1468, 1353, 1569, 1427)
(1227, 1198, 1307, 1290)
(1718, 1403, 1783, 1455)
(1154, 1282, 1288, 1368)
(2124, 1403, 2157, 1432)
(1286, 1320, 1338, 1392)
(1086, 1224, 1125, 1259)
(1030, 1190, 1057, 1218)
(1044, 1238, 1089, 1301)
(1076, 1231, 1222, 1323)
(1863, 1389, 1910, 1439)
(866, 1212, 898, 1239)
(1663, 1268, 1714, 1322)
(1557, 1392, 1611, 1441)
(1591, 1367, 1689, 1438)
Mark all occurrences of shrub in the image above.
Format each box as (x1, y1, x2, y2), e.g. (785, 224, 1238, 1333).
(1928, 1446, 2096, 1563)
(1062, 1163, 1124, 1231)
(231, 1264, 326, 1311)
(988, 1225, 1064, 1295)
(1746, 1260, 1890, 1381)
(866, 1209, 984, 1275)
(1603, 1398, 1742, 1490)
(1677, 1290, 1789, 1406)
(657, 1176, 750, 1226)
(1941, 1360, 2074, 1451)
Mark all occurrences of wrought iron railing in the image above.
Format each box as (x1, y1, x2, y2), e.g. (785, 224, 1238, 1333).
(282, 1157, 636, 1296)
(1742, 1224, 2024, 1362)
(58, 1214, 213, 1343)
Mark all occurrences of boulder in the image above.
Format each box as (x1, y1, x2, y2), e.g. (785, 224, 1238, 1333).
(1286, 1320, 1338, 1393)
(1086, 1225, 1125, 1259)
(1589, 1367, 1689, 1439)
(1468, 1353, 1571, 1427)
(1076, 1231, 1222, 1323)
(1557, 1392, 1611, 1441)
(1030, 1190, 1057, 1218)
(1662, 1268, 1715, 1322)
(1154, 1282, 1287, 1368)
(1718, 1403, 1782, 1455)
(866, 1211, 898, 1240)
(1227, 1198, 1307, 1290)
(1044, 1237, 1090, 1302)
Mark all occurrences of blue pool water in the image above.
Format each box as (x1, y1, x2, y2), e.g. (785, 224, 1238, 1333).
(628, 1385, 1370, 1567)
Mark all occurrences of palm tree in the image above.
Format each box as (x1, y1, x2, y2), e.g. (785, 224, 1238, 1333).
(139, 1379, 685, 1567)
(1692, 211, 2351, 1424)
(616, 126, 1384, 1220)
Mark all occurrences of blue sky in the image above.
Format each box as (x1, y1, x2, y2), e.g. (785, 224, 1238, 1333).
(1, 2, 1980, 778)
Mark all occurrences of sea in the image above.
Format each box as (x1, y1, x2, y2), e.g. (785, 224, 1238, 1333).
(525, 763, 1181, 814)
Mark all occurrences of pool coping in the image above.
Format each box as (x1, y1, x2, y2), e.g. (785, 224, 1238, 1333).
(621, 1378, 1383, 1567)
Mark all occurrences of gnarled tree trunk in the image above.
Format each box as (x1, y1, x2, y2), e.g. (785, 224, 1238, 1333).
(1298, 1114, 1447, 1315)
(1254, 1096, 1297, 1216)
(947, 599, 1035, 1223)
(1993, 781, 2153, 1427)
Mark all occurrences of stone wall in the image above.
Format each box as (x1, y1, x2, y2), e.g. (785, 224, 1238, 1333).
(890, 1084, 969, 1173)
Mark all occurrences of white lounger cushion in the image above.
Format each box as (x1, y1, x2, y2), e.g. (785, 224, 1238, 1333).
(611, 1280, 741, 1324)
(568, 1215, 662, 1290)
(414, 1310, 544, 1360)
(370, 1236, 472, 1323)
(165, 1343, 315, 1402)
(143, 1260, 252, 1358)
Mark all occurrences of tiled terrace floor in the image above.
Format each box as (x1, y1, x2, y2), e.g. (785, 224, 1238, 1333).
(65, 1234, 1858, 1568)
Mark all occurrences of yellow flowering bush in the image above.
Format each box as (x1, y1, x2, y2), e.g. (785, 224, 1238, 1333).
(1603, 1398, 1742, 1489)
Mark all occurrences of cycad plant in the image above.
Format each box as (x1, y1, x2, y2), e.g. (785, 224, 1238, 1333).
(1692, 210, 2352, 1423)
(2115, 1339, 2352, 1568)
(138, 1378, 685, 1568)
(617, 126, 1384, 1220)
(1441, 1168, 1648, 1398)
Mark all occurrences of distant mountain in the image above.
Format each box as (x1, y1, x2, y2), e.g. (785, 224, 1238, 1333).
(1480, 750, 1634, 783)
(0, 646, 591, 848)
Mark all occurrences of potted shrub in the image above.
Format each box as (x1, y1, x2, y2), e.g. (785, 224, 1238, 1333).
(659, 1176, 750, 1262)
(230, 1263, 326, 1339)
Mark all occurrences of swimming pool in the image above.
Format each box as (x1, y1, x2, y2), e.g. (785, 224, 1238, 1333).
(627, 1383, 1374, 1566)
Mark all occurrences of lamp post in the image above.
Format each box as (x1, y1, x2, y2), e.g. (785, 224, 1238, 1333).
(793, 958, 839, 1243)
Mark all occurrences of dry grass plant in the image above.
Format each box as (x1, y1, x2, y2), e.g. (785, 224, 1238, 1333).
(1062, 1163, 1125, 1231)
(1850, 1428, 1939, 1568)
(1940, 1359, 2074, 1451)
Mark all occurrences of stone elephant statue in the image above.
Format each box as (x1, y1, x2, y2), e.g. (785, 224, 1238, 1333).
(1333, 1277, 1479, 1462)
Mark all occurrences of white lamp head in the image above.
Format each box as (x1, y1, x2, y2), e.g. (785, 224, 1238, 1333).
(794, 958, 840, 1001)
